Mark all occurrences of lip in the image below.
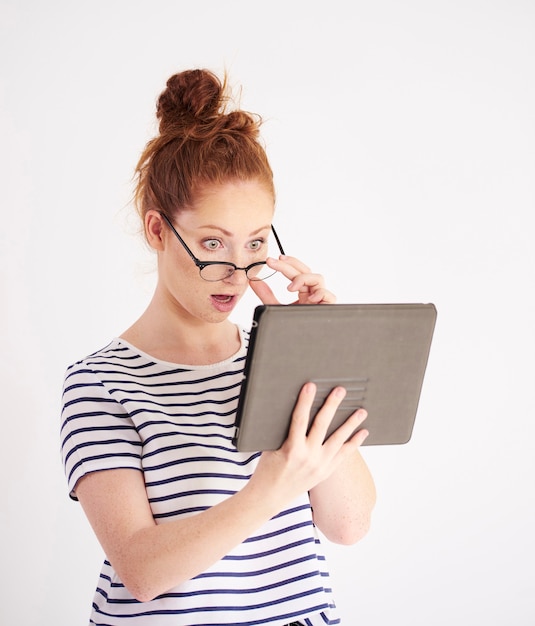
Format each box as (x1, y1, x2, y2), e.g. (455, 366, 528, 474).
(210, 294, 238, 313)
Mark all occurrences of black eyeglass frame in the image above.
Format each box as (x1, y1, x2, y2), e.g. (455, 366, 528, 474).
(160, 212, 286, 282)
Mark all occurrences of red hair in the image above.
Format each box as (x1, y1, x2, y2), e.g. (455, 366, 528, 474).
(134, 69, 274, 229)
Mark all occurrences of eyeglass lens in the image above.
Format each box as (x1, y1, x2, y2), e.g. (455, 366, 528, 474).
(199, 262, 276, 282)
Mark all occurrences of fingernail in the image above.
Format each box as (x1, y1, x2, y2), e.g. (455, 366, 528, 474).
(304, 382, 316, 394)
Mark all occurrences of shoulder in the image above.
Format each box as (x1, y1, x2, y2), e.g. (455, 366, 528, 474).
(64, 338, 162, 384)
(66, 339, 134, 371)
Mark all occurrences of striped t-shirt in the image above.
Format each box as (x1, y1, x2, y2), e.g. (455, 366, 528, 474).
(60, 327, 341, 626)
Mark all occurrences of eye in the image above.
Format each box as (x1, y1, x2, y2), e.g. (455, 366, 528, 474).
(248, 239, 265, 251)
(203, 239, 223, 251)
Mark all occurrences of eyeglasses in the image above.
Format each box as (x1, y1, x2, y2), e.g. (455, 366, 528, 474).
(160, 213, 286, 282)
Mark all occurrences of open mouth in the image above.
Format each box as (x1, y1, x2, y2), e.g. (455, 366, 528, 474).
(212, 295, 233, 303)
(210, 294, 237, 312)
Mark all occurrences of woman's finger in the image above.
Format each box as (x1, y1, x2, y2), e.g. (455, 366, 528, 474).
(306, 387, 348, 445)
(266, 255, 311, 281)
(248, 278, 281, 305)
(304, 288, 337, 304)
(288, 272, 325, 293)
(286, 382, 316, 442)
(323, 408, 369, 450)
(289, 284, 336, 305)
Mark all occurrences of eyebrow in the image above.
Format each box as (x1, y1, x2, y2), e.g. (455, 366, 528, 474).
(197, 225, 272, 237)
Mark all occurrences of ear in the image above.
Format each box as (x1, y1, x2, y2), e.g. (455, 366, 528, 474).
(145, 210, 166, 251)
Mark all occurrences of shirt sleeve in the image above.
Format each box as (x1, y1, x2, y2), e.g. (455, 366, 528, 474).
(60, 361, 143, 500)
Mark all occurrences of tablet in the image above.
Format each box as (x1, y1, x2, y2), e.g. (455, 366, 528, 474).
(233, 303, 437, 451)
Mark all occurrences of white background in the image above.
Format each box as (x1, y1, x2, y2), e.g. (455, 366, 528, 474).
(1, 1, 534, 625)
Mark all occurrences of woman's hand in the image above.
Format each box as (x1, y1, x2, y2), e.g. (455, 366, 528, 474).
(247, 383, 369, 508)
(249, 255, 336, 305)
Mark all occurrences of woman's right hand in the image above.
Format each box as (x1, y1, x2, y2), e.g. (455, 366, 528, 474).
(248, 382, 369, 507)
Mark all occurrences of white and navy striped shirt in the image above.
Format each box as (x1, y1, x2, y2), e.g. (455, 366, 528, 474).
(60, 327, 341, 625)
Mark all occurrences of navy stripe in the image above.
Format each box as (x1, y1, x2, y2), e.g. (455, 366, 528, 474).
(61, 332, 338, 625)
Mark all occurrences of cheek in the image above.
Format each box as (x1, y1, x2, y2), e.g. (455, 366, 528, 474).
(160, 249, 198, 288)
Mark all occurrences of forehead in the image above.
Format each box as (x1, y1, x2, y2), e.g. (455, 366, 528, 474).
(180, 180, 275, 230)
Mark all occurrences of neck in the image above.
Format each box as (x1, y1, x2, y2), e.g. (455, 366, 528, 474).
(120, 292, 241, 366)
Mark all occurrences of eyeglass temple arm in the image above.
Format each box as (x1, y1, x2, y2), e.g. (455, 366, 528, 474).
(160, 213, 200, 263)
(271, 226, 286, 256)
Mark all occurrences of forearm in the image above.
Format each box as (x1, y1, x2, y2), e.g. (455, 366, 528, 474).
(110, 479, 283, 602)
(309, 450, 376, 545)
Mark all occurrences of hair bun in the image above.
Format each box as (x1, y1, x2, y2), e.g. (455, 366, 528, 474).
(223, 110, 258, 134)
(156, 69, 223, 133)
(135, 68, 274, 222)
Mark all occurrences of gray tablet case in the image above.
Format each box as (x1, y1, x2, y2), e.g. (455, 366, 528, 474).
(233, 303, 437, 451)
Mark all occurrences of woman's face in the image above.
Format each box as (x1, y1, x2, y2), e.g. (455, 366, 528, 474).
(155, 179, 275, 324)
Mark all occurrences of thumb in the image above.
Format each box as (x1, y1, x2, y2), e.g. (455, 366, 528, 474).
(249, 279, 280, 305)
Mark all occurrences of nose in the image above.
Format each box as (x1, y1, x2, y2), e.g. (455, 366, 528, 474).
(223, 248, 251, 281)
(222, 265, 250, 285)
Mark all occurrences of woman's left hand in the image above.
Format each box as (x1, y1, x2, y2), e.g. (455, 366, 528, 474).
(249, 255, 336, 305)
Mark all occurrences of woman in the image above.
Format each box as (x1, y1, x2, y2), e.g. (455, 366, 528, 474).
(61, 68, 376, 626)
